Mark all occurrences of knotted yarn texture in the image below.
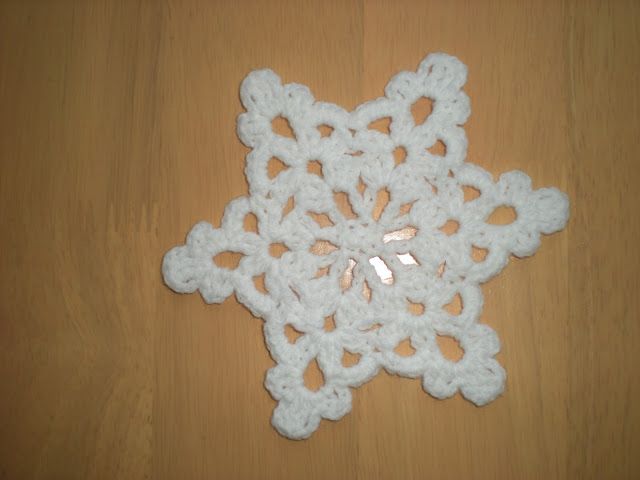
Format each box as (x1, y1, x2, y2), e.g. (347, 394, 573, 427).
(162, 53, 569, 440)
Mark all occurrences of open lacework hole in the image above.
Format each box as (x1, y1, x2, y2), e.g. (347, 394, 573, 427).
(324, 315, 336, 332)
(393, 146, 407, 166)
(427, 139, 447, 157)
(317, 124, 333, 137)
(472, 246, 489, 262)
(407, 300, 425, 316)
(368, 116, 391, 134)
(342, 350, 361, 367)
(436, 335, 464, 362)
(307, 212, 334, 227)
(307, 160, 323, 177)
(269, 242, 289, 258)
(462, 185, 481, 202)
(396, 253, 419, 265)
(310, 240, 338, 255)
(333, 191, 357, 219)
(272, 115, 295, 138)
(372, 188, 390, 221)
(284, 324, 304, 344)
(444, 293, 463, 315)
(213, 251, 244, 269)
(383, 226, 417, 243)
(281, 196, 295, 218)
(253, 273, 267, 293)
(267, 157, 289, 179)
(398, 202, 414, 216)
(356, 177, 366, 196)
(411, 96, 434, 125)
(369, 256, 394, 285)
(340, 258, 357, 291)
(315, 266, 330, 278)
(439, 219, 459, 236)
(303, 358, 325, 391)
(394, 338, 416, 357)
(362, 280, 372, 302)
(487, 205, 517, 225)
(243, 213, 258, 233)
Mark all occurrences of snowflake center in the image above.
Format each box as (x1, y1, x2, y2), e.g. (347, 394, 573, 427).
(340, 221, 383, 256)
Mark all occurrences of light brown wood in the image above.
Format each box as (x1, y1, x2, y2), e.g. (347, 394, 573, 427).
(1, 1, 639, 478)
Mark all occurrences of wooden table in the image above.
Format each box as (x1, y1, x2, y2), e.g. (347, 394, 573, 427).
(1, 1, 638, 478)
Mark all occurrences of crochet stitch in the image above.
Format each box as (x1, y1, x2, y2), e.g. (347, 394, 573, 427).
(162, 53, 569, 439)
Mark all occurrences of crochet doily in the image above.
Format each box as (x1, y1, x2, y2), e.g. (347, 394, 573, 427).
(163, 53, 569, 440)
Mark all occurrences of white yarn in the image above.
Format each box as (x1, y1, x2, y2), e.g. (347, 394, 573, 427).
(162, 53, 569, 440)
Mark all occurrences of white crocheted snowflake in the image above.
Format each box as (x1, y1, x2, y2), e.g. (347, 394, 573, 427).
(162, 53, 569, 440)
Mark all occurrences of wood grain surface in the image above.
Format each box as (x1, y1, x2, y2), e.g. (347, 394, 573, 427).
(1, 1, 639, 479)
